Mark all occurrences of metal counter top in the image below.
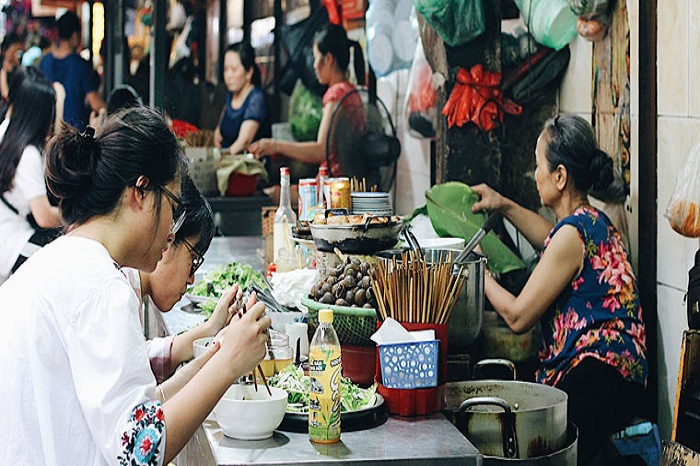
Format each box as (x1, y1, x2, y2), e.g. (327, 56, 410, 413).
(180, 414, 482, 466)
(167, 237, 482, 466)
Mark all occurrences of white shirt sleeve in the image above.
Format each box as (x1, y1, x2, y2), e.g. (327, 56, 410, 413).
(63, 279, 166, 465)
(14, 145, 47, 206)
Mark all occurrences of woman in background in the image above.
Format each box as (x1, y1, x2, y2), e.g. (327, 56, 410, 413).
(0, 107, 270, 464)
(248, 24, 365, 177)
(472, 113, 647, 465)
(214, 41, 268, 154)
(0, 66, 60, 284)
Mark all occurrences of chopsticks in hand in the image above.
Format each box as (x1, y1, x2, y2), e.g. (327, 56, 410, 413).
(235, 299, 272, 396)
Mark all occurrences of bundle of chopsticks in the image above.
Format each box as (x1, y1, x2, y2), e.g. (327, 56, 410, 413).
(351, 176, 378, 193)
(371, 250, 466, 325)
(184, 129, 216, 147)
(235, 297, 272, 396)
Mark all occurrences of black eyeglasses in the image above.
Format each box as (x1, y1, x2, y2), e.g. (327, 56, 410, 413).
(182, 238, 205, 276)
(159, 185, 186, 235)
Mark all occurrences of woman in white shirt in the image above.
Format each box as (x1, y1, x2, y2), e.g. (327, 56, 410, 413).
(0, 66, 62, 284)
(0, 106, 270, 465)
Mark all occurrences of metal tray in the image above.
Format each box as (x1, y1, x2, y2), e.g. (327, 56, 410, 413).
(278, 394, 387, 433)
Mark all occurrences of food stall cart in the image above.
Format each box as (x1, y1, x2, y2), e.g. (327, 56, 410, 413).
(164, 237, 483, 466)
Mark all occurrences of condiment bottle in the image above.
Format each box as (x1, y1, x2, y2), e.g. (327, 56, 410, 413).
(273, 167, 297, 265)
(308, 309, 341, 443)
(316, 166, 329, 207)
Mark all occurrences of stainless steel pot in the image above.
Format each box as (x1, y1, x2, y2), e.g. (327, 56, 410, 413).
(446, 380, 568, 459)
(374, 248, 485, 349)
(482, 423, 577, 466)
(309, 215, 403, 254)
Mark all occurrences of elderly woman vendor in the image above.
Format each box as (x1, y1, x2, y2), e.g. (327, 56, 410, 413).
(471, 114, 647, 466)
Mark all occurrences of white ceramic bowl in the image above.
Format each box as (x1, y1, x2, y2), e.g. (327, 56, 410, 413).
(214, 384, 288, 440)
(193, 337, 215, 359)
(417, 237, 465, 250)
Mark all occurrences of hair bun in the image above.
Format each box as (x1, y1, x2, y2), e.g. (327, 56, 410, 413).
(589, 148, 614, 191)
(45, 124, 99, 205)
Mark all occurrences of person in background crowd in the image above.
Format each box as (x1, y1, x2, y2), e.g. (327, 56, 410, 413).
(0, 67, 60, 285)
(107, 83, 143, 115)
(248, 23, 365, 176)
(22, 35, 51, 68)
(0, 33, 24, 115)
(471, 113, 647, 466)
(214, 41, 268, 154)
(0, 106, 270, 464)
(39, 10, 105, 130)
(90, 83, 143, 129)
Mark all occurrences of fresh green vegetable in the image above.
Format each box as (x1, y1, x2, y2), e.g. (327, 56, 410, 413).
(268, 364, 377, 414)
(424, 182, 526, 274)
(188, 261, 264, 317)
(289, 82, 323, 142)
(189, 261, 264, 298)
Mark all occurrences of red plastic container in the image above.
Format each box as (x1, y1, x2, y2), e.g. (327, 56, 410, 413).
(225, 172, 259, 197)
(374, 322, 448, 416)
(341, 345, 376, 387)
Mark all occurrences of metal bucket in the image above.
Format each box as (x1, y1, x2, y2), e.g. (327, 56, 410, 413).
(375, 248, 485, 349)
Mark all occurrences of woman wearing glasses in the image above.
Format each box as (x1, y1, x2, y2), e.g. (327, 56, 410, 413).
(123, 175, 230, 386)
(471, 113, 647, 465)
(0, 107, 271, 465)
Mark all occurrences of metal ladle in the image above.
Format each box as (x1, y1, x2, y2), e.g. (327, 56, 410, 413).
(453, 213, 501, 271)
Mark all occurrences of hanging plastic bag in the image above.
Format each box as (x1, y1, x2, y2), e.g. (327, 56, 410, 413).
(665, 141, 700, 237)
(366, 0, 418, 77)
(413, 0, 485, 48)
(404, 41, 437, 139)
(512, 0, 577, 51)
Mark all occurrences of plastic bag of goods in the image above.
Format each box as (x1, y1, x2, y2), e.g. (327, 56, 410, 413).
(665, 141, 700, 237)
(512, 0, 578, 50)
(404, 41, 437, 139)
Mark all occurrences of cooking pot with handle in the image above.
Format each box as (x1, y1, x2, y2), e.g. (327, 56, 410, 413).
(451, 380, 568, 459)
(309, 209, 403, 254)
(374, 248, 485, 350)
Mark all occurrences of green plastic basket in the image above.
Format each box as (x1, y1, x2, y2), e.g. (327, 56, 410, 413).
(301, 296, 378, 346)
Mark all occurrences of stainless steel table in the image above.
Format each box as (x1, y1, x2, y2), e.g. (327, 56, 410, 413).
(180, 414, 482, 466)
(168, 237, 483, 466)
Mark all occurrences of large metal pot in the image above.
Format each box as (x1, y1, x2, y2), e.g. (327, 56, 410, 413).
(482, 423, 577, 466)
(309, 214, 403, 254)
(446, 380, 568, 459)
(374, 248, 485, 349)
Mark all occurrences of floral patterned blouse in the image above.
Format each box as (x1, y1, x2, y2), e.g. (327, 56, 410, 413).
(536, 206, 648, 388)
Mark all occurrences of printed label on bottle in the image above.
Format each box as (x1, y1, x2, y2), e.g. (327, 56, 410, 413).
(308, 345, 342, 443)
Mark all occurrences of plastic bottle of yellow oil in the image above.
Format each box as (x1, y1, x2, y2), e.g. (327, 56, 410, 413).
(308, 309, 342, 443)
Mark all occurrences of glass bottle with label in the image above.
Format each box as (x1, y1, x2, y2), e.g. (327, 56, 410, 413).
(308, 309, 342, 443)
(273, 167, 297, 265)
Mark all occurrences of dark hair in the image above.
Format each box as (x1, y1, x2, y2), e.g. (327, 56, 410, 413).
(542, 113, 613, 193)
(313, 24, 366, 86)
(1, 33, 23, 53)
(45, 106, 186, 225)
(0, 67, 56, 194)
(57, 11, 81, 41)
(107, 84, 142, 115)
(224, 41, 261, 86)
(174, 175, 215, 255)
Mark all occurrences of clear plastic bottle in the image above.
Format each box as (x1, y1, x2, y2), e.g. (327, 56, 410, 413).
(308, 309, 342, 443)
(273, 167, 297, 265)
(316, 166, 329, 208)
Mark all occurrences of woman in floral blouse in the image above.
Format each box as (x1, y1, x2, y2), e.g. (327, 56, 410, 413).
(471, 113, 647, 466)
